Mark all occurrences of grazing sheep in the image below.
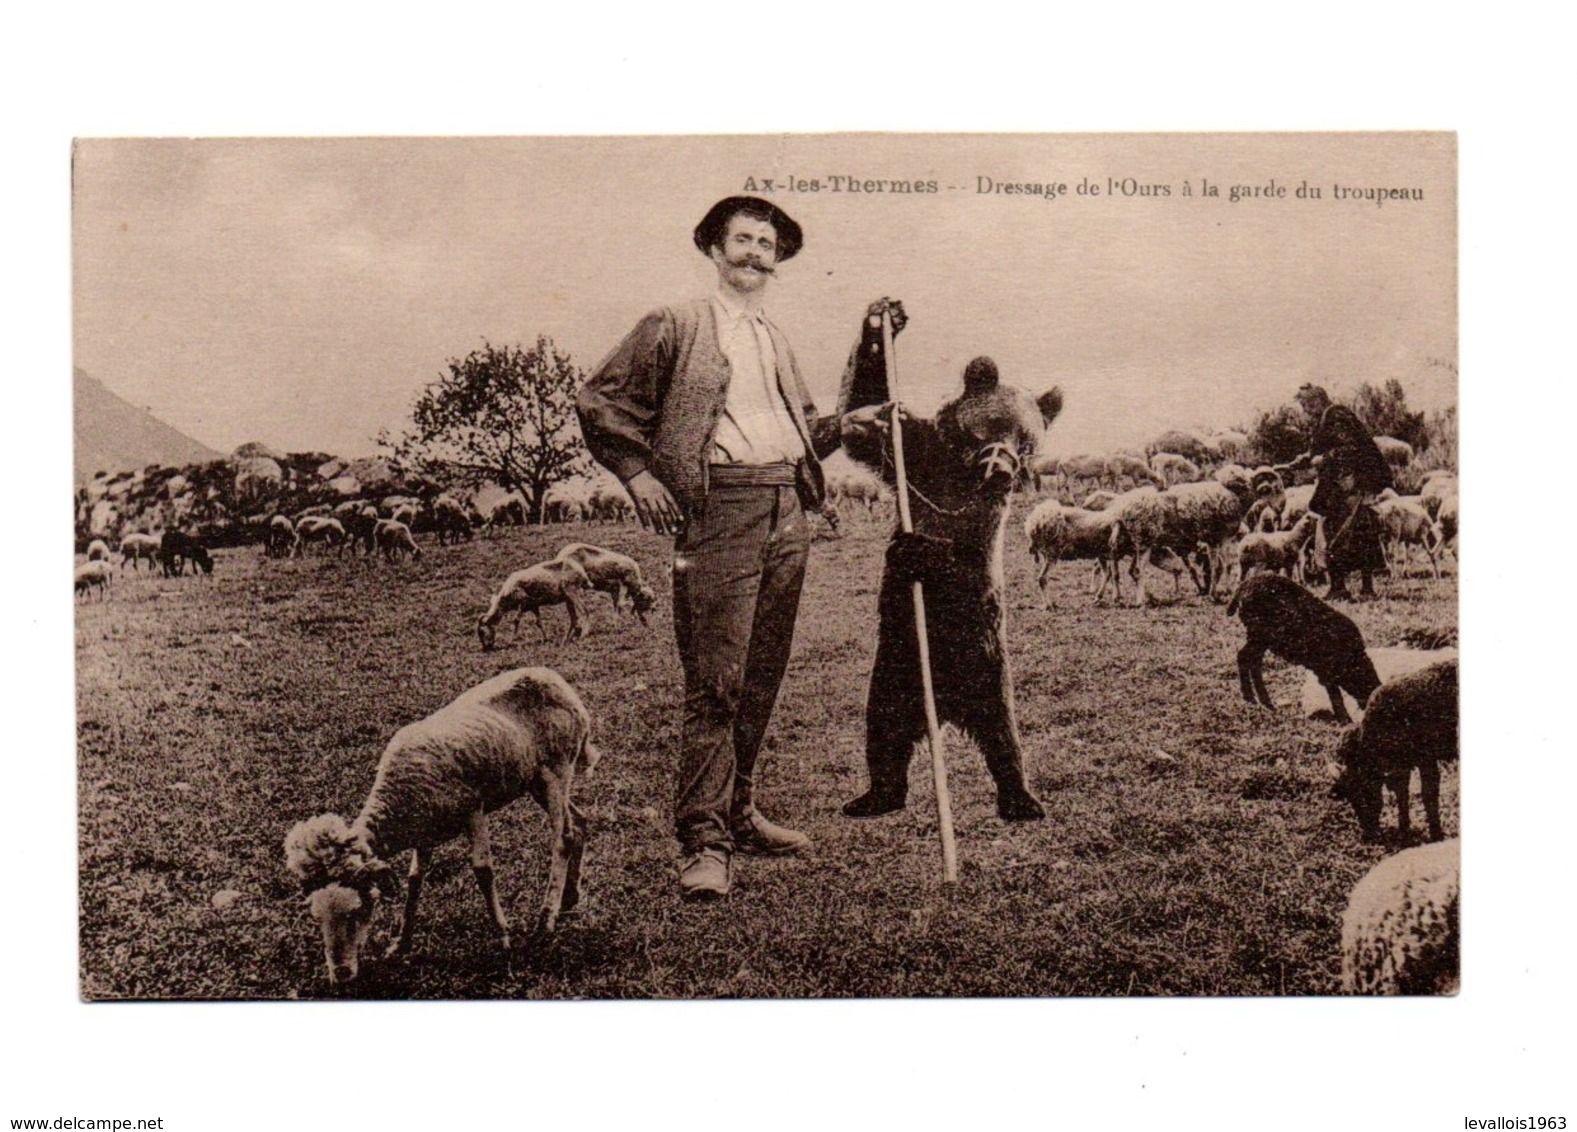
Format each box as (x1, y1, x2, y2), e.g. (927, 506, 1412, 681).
(1108, 453, 1162, 491)
(484, 493, 527, 534)
(1149, 451, 1202, 488)
(391, 502, 418, 527)
(119, 532, 161, 572)
(1107, 478, 1252, 604)
(553, 543, 656, 625)
(85, 538, 111, 563)
(159, 529, 213, 577)
(1146, 429, 1217, 466)
(1103, 487, 1184, 605)
(295, 516, 348, 557)
(477, 559, 591, 649)
(1331, 658, 1458, 843)
(265, 514, 300, 559)
(1080, 490, 1116, 511)
(1023, 499, 1124, 607)
(1227, 573, 1381, 724)
(75, 561, 112, 601)
(830, 470, 887, 520)
(1237, 512, 1320, 583)
(1435, 491, 1459, 552)
(339, 507, 379, 558)
(1375, 496, 1445, 579)
(1372, 435, 1415, 468)
(282, 667, 601, 984)
(374, 519, 422, 562)
(586, 484, 633, 524)
(1340, 838, 1459, 995)
(432, 495, 474, 546)
(1055, 454, 1112, 494)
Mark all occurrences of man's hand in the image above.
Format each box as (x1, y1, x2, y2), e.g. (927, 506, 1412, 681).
(625, 470, 683, 535)
(865, 297, 908, 336)
(842, 400, 911, 438)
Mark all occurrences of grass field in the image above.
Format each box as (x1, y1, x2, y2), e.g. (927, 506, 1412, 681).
(75, 505, 1458, 1000)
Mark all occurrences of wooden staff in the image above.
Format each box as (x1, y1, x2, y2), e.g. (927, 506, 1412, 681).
(882, 307, 959, 885)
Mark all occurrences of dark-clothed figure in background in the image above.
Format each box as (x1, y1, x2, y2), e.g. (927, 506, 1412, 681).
(1286, 402, 1393, 600)
(576, 196, 843, 902)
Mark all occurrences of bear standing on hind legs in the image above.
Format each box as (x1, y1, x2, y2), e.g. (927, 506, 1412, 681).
(837, 299, 1064, 821)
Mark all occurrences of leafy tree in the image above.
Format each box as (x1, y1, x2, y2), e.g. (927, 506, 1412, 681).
(1243, 403, 1311, 466)
(1351, 379, 1427, 449)
(382, 337, 592, 523)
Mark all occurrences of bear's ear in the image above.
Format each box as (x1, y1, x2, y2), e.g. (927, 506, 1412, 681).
(1037, 386, 1065, 428)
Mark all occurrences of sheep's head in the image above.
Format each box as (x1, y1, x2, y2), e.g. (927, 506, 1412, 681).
(1329, 729, 1384, 843)
(192, 547, 214, 574)
(630, 581, 657, 619)
(283, 814, 398, 984)
(477, 618, 497, 651)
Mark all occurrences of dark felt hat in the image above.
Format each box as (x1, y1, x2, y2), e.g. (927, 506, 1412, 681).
(693, 195, 803, 261)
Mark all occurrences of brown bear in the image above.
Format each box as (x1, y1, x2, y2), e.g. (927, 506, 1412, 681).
(837, 299, 1063, 821)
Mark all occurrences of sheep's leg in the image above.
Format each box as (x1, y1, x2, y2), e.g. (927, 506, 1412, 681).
(558, 800, 588, 918)
(534, 772, 576, 934)
(563, 592, 586, 642)
(468, 810, 510, 951)
(1323, 680, 1353, 725)
(1237, 644, 1273, 708)
(1418, 761, 1444, 841)
(385, 847, 429, 958)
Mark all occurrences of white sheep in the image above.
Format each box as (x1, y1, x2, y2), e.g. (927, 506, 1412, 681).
(295, 516, 348, 557)
(85, 538, 111, 563)
(1277, 484, 1316, 530)
(553, 543, 656, 625)
(1108, 479, 1252, 604)
(1372, 435, 1414, 468)
(1023, 499, 1125, 607)
(1374, 495, 1445, 579)
(373, 518, 422, 562)
(75, 560, 112, 601)
(1236, 512, 1320, 584)
(1340, 838, 1459, 995)
(119, 532, 161, 572)
(1107, 453, 1162, 491)
(282, 667, 600, 984)
(477, 558, 591, 648)
(1055, 454, 1112, 494)
(1149, 451, 1201, 488)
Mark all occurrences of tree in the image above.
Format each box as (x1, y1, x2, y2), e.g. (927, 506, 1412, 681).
(383, 337, 592, 523)
(1351, 379, 1427, 450)
(1243, 403, 1311, 466)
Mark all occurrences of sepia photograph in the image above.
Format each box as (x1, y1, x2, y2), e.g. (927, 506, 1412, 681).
(73, 132, 1459, 1001)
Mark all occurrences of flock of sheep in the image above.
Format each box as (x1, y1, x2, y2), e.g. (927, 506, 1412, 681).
(78, 434, 1460, 995)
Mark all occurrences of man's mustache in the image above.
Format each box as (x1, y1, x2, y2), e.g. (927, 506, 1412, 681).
(726, 255, 777, 276)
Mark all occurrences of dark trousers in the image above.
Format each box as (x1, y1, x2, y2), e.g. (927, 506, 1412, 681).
(671, 482, 810, 852)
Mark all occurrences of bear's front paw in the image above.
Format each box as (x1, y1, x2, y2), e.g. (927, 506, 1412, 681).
(885, 531, 953, 585)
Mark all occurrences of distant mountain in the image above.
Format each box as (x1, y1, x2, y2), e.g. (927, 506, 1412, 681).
(74, 368, 222, 484)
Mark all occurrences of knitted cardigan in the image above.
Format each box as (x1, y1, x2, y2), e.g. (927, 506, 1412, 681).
(577, 299, 841, 513)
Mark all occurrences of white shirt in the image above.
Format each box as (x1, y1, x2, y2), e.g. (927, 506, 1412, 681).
(709, 292, 807, 466)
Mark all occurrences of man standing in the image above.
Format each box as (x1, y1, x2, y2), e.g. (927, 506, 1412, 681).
(577, 196, 843, 901)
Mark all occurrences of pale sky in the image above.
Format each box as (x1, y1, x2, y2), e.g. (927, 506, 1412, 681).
(73, 133, 1455, 461)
